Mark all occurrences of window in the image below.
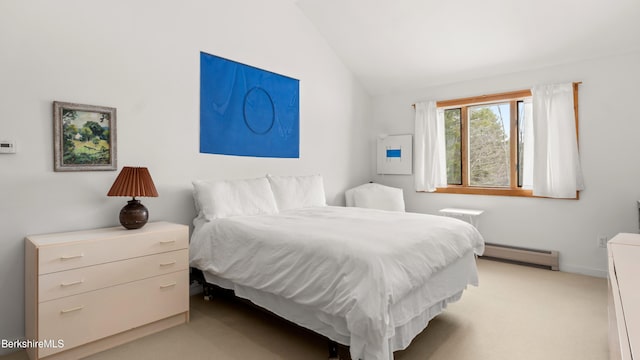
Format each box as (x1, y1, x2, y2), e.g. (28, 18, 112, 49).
(433, 86, 579, 197)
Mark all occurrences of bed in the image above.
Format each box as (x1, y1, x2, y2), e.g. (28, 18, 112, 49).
(189, 175, 485, 360)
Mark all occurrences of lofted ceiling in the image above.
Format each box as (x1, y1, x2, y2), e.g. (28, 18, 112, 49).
(296, 0, 640, 95)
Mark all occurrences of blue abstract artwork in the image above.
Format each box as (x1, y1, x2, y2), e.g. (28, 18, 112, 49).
(200, 52, 300, 158)
(377, 134, 413, 175)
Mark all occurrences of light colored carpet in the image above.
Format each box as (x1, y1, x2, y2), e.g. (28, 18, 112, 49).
(3, 259, 608, 360)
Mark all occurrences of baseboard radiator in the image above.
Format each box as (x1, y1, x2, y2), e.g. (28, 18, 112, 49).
(481, 243, 559, 271)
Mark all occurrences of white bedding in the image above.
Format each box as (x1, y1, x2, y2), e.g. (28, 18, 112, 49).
(190, 206, 484, 360)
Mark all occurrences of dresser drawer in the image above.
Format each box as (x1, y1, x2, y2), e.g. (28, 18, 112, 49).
(38, 270, 188, 357)
(37, 224, 187, 274)
(38, 249, 188, 302)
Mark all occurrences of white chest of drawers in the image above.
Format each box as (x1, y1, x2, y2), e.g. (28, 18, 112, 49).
(25, 222, 189, 360)
(608, 233, 640, 360)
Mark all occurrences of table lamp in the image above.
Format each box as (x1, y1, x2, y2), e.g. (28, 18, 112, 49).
(107, 166, 158, 229)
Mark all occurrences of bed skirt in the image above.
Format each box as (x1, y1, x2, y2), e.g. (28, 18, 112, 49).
(201, 251, 478, 353)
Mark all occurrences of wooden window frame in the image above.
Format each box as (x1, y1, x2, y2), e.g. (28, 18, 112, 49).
(422, 84, 580, 198)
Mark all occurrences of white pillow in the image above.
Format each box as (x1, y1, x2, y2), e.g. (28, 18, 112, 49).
(192, 177, 278, 220)
(350, 183, 405, 212)
(266, 174, 327, 211)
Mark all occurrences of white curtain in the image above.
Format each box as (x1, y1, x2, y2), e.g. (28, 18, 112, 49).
(531, 83, 584, 198)
(520, 98, 534, 189)
(414, 101, 446, 192)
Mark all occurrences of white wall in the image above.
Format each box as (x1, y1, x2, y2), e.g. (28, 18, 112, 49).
(371, 51, 640, 278)
(0, 0, 371, 350)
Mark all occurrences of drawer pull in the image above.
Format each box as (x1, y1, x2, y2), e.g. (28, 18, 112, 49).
(159, 240, 176, 245)
(160, 282, 177, 289)
(60, 280, 84, 287)
(60, 305, 84, 314)
(60, 254, 84, 261)
(159, 261, 177, 267)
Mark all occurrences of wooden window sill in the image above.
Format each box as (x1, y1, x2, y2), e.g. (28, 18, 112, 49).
(419, 186, 579, 199)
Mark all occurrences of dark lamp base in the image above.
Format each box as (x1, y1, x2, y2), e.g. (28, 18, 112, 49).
(119, 199, 149, 230)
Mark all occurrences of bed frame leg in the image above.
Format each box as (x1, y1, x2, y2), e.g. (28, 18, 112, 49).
(203, 282, 215, 301)
(328, 340, 339, 360)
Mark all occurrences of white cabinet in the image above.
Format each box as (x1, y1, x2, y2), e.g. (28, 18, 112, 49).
(608, 233, 640, 360)
(25, 222, 189, 360)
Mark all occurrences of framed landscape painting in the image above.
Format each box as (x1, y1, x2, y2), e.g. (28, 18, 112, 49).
(53, 101, 117, 171)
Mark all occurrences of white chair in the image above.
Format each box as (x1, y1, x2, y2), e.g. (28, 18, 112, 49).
(345, 183, 405, 212)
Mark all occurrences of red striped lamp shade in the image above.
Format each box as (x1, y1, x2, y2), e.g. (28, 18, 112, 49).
(107, 167, 158, 229)
(107, 167, 158, 198)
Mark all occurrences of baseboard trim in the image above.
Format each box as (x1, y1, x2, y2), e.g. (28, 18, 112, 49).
(561, 264, 607, 278)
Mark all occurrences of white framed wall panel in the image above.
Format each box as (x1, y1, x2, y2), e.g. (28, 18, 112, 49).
(377, 134, 412, 175)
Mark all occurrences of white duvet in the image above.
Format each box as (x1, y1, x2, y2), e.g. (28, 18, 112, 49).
(190, 206, 484, 360)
